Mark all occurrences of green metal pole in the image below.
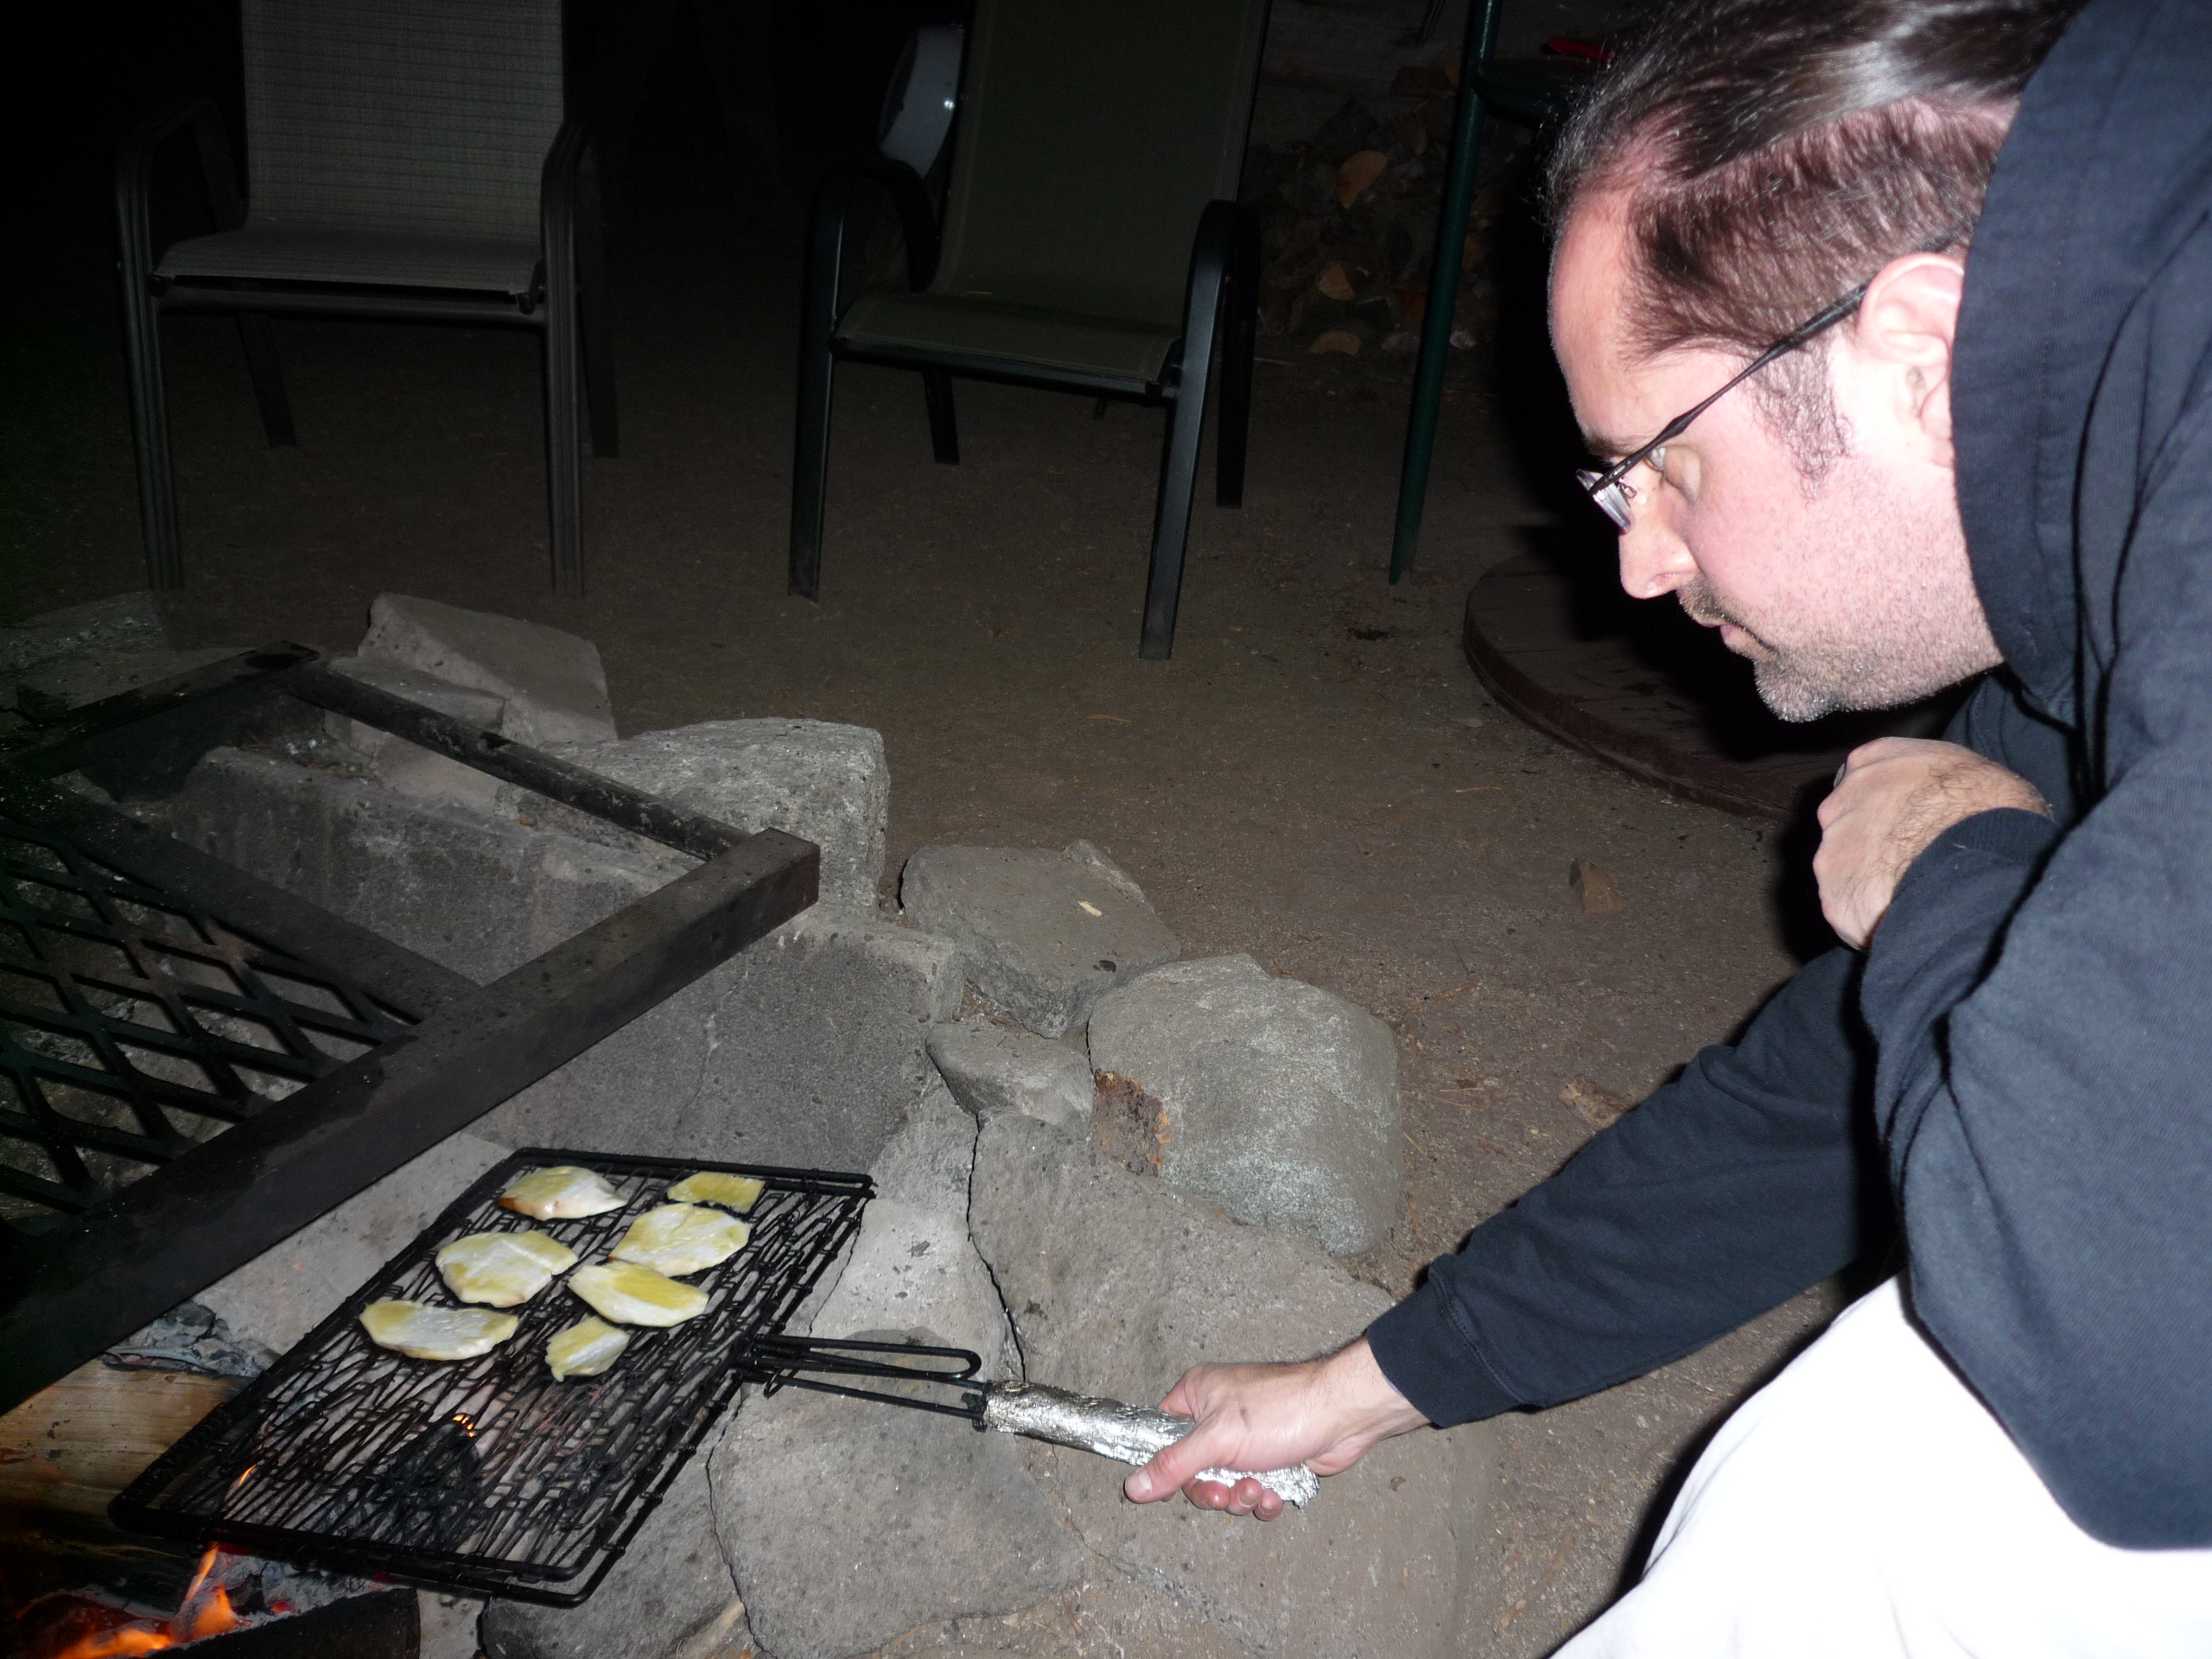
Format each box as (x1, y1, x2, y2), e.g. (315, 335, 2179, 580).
(1389, 0, 1503, 583)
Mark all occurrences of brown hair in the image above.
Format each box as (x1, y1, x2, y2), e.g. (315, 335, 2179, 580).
(1548, 0, 2081, 466)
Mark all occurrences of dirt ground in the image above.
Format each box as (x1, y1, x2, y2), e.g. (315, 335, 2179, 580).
(4, 92, 1852, 1659)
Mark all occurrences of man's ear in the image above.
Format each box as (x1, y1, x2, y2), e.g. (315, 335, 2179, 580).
(1853, 253, 1966, 467)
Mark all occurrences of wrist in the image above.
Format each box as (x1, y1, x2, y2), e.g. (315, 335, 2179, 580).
(1321, 1338, 1429, 1441)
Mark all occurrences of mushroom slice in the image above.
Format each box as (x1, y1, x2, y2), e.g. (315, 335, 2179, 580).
(665, 1172, 766, 1213)
(359, 1300, 518, 1361)
(609, 1204, 750, 1276)
(498, 1165, 624, 1220)
(546, 1316, 631, 1381)
(569, 1262, 709, 1327)
(436, 1230, 578, 1307)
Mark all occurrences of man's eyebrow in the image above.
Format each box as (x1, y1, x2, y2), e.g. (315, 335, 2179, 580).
(1580, 428, 1635, 461)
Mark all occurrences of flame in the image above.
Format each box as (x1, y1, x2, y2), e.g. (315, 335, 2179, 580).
(44, 1547, 245, 1659)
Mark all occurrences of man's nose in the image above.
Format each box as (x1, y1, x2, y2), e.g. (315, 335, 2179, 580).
(1617, 514, 1697, 601)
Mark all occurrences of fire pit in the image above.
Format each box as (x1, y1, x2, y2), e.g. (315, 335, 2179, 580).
(0, 646, 818, 1411)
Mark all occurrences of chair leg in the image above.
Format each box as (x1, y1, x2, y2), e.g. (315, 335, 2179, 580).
(543, 281, 585, 597)
(1216, 208, 1258, 509)
(122, 280, 184, 590)
(578, 149, 620, 458)
(791, 344, 836, 599)
(922, 368, 959, 464)
(1141, 369, 1209, 660)
(235, 311, 296, 448)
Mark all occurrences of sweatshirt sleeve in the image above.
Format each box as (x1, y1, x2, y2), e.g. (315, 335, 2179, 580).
(1367, 945, 1889, 1423)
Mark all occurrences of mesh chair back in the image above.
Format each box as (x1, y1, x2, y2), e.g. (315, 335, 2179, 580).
(240, 0, 563, 241)
(933, 0, 1269, 327)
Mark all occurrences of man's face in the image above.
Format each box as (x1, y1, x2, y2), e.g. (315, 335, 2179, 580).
(1549, 189, 1999, 721)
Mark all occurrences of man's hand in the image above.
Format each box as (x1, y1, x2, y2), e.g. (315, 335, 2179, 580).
(1122, 1338, 1429, 1521)
(1816, 737, 2050, 948)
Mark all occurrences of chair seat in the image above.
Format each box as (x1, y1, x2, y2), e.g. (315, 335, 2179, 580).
(839, 291, 1182, 385)
(158, 223, 542, 296)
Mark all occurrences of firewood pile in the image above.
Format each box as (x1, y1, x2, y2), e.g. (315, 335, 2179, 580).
(1247, 97, 1534, 365)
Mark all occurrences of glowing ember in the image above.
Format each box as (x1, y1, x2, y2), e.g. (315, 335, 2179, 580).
(43, 1547, 246, 1659)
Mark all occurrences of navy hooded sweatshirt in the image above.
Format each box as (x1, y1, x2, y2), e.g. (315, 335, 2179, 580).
(1365, 0, 2212, 1550)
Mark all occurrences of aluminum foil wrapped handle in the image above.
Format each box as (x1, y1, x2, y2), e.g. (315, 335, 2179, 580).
(982, 1382, 1319, 1508)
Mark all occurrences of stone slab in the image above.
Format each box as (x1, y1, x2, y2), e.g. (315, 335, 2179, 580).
(359, 593, 616, 747)
(483, 906, 963, 1176)
(13, 646, 247, 721)
(899, 843, 1179, 1038)
(842, 1567, 1260, 1659)
(480, 1445, 747, 1659)
(0, 593, 165, 683)
(967, 1114, 1491, 1659)
(927, 1020, 1093, 1133)
(550, 720, 889, 912)
(1086, 956, 1401, 1258)
(715, 1338, 1087, 1659)
(196, 1131, 511, 1353)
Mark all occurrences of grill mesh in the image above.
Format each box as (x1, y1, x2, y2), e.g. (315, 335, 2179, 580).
(112, 1149, 869, 1604)
(0, 812, 416, 1226)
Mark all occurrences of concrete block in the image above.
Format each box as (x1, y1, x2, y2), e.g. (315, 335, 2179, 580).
(899, 842, 1179, 1038)
(714, 1335, 1087, 1659)
(482, 907, 964, 1176)
(968, 1113, 1492, 1659)
(196, 1131, 511, 1353)
(1087, 955, 1402, 1257)
(359, 593, 615, 747)
(0, 593, 165, 683)
(927, 1020, 1093, 1133)
(326, 653, 512, 809)
(14, 646, 247, 721)
(480, 1448, 747, 1659)
(551, 720, 888, 912)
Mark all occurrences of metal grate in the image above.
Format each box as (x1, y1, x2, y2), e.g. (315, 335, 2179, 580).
(0, 810, 417, 1227)
(112, 1149, 871, 1605)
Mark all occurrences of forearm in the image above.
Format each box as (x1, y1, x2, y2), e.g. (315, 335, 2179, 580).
(1370, 947, 1886, 1422)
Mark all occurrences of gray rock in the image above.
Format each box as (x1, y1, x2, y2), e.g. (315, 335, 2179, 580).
(807, 1081, 1015, 1378)
(870, 1073, 980, 1217)
(481, 1446, 748, 1659)
(196, 1130, 511, 1352)
(1086, 956, 1402, 1258)
(326, 653, 512, 808)
(714, 1335, 1087, 1659)
(927, 1020, 1093, 1133)
(842, 1566, 1259, 1659)
(968, 1114, 1492, 1659)
(158, 747, 961, 1177)
(14, 645, 246, 721)
(0, 592, 165, 683)
(486, 906, 963, 1175)
(550, 720, 888, 912)
(899, 842, 1179, 1038)
(359, 593, 616, 747)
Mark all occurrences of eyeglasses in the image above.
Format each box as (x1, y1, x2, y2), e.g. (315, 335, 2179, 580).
(1575, 283, 1871, 531)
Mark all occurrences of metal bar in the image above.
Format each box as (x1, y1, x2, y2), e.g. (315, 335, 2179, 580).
(0, 770, 476, 1020)
(1390, 0, 1506, 582)
(0, 645, 314, 791)
(1140, 199, 1236, 661)
(273, 659, 748, 861)
(156, 287, 544, 327)
(0, 828, 819, 1412)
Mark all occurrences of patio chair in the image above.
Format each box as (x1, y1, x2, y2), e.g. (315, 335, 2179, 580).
(790, 0, 1269, 660)
(116, 0, 615, 596)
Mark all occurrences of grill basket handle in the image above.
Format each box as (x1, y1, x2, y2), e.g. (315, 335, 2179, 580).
(732, 1334, 988, 1425)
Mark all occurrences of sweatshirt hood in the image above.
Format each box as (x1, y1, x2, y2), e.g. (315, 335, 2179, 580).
(1952, 0, 2212, 724)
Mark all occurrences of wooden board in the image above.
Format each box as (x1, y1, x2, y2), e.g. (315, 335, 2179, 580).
(1464, 553, 1955, 821)
(2, 1359, 236, 1521)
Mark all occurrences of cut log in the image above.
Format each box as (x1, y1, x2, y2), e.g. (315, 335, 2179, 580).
(1, 1358, 235, 1521)
(1334, 149, 1387, 208)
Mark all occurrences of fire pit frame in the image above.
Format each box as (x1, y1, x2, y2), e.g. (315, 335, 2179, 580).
(0, 647, 819, 1411)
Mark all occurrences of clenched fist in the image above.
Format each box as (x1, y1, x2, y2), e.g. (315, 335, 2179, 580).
(1815, 738, 2051, 949)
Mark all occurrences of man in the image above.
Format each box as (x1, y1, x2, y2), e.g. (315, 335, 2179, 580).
(1124, 0, 2212, 1649)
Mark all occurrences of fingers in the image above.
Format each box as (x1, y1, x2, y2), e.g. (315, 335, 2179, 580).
(1183, 1476, 1281, 1520)
(1127, 1407, 1243, 1503)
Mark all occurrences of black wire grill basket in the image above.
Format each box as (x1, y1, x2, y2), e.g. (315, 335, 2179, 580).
(110, 1147, 871, 1605)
